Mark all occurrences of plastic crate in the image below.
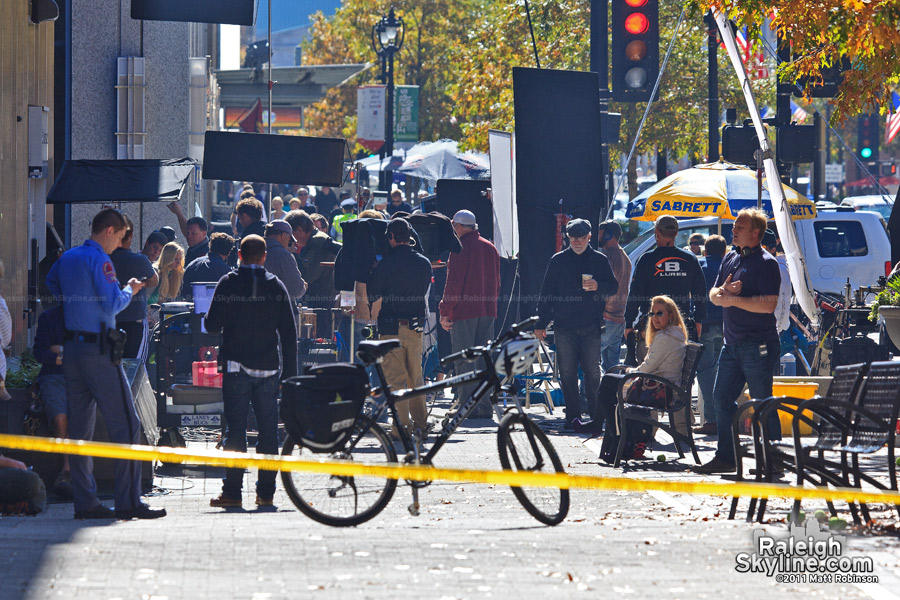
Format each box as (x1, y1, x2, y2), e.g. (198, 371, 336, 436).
(171, 384, 223, 405)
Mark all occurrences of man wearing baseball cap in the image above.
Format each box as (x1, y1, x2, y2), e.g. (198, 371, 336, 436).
(439, 210, 501, 420)
(624, 214, 706, 345)
(330, 198, 358, 243)
(264, 219, 307, 310)
(535, 219, 618, 431)
(368, 218, 433, 438)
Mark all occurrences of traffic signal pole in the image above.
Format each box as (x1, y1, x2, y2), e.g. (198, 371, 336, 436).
(775, 35, 793, 185)
(591, 0, 612, 218)
(704, 11, 719, 161)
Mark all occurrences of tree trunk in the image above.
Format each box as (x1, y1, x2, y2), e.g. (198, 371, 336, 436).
(627, 154, 639, 200)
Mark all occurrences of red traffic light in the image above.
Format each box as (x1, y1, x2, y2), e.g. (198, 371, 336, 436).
(625, 12, 649, 34)
(625, 0, 648, 5)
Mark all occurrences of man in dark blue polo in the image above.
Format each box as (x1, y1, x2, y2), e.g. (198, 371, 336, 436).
(693, 209, 782, 474)
(46, 208, 166, 520)
(110, 215, 158, 361)
(181, 232, 234, 300)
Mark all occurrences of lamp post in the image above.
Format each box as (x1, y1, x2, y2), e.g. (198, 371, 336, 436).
(371, 7, 404, 166)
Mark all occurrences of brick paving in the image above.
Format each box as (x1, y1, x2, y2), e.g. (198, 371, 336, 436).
(2, 396, 899, 600)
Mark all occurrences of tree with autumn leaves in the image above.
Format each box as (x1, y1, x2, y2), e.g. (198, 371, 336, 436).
(301, 0, 895, 188)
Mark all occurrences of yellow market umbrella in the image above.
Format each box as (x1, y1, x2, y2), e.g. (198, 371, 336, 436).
(625, 161, 817, 221)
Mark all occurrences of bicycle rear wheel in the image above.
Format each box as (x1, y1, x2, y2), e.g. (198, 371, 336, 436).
(280, 424, 398, 527)
(497, 412, 570, 526)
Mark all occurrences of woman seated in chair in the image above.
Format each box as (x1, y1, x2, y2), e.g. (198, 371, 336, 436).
(578, 295, 687, 459)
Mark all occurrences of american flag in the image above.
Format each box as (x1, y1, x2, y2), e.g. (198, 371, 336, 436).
(790, 100, 808, 124)
(886, 91, 900, 144)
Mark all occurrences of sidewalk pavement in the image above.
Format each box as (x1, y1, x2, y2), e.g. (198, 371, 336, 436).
(2, 394, 899, 600)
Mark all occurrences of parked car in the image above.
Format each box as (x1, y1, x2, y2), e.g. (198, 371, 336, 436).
(840, 194, 893, 221)
(623, 210, 891, 295)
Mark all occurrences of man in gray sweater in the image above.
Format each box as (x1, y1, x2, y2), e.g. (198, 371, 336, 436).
(264, 220, 307, 317)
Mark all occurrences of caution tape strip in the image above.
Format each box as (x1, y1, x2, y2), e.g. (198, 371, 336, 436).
(3, 433, 900, 505)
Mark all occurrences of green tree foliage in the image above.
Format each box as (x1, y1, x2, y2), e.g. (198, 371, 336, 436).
(302, 0, 777, 195)
(301, 0, 484, 150)
(448, 1, 773, 194)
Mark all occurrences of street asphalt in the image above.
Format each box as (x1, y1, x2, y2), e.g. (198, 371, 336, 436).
(2, 396, 899, 600)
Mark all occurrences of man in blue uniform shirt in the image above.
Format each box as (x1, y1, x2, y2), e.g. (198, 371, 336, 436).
(46, 208, 166, 520)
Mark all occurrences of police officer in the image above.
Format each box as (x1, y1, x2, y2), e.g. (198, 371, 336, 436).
(46, 208, 166, 520)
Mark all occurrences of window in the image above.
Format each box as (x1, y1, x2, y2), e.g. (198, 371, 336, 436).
(813, 221, 868, 257)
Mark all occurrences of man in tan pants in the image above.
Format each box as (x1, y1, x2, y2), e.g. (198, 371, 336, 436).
(368, 218, 433, 436)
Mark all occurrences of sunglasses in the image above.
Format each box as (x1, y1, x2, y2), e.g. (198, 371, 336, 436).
(690, 241, 702, 246)
(649, 310, 668, 318)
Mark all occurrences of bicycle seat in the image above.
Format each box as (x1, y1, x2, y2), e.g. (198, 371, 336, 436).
(357, 339, 401, 364)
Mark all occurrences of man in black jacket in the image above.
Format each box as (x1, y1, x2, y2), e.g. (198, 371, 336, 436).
(368, 218, 433, 437)
(204, 235, 297, 509)
(534, 219, 618, 431)
(286, 210, 341, 337)
(624, 215, 706, 344)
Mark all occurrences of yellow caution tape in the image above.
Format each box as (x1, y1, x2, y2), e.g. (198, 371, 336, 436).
(3, 433, 900, 505)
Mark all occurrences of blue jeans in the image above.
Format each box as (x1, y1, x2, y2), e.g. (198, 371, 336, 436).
(696, 323, 724, 424)
(555, 326, 602, 424)
(338, 317, 370, 363)
(222, 370, 281, 500)
(713, 338, 781, 464)
(600, 319, 625, 372)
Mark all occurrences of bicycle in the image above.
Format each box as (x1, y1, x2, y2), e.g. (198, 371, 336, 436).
(279, 316, 570, 527)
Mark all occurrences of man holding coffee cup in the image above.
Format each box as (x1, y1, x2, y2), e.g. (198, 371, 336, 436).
(535, 219, 618, 431)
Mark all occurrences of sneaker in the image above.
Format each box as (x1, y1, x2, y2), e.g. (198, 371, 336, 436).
(52, 470, 74, 500)
(115, 503, 167, 520)
(74, 504, 116, 520)
(693, 422, 718, 435)
(255, 495, 274, 507)
(209, 494, 242, 508)
(559, 420, 576, 432)
(691, 457, 736, 474)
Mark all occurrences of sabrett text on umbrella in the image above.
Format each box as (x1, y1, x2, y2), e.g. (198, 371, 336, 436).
(650, 200, 721, 213)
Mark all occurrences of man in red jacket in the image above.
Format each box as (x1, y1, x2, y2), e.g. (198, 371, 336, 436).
(439, 210, 501, 420)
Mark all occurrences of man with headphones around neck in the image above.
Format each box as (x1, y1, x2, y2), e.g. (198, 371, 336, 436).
(693, 208, 782, 474)
(368, 218, 433, 438)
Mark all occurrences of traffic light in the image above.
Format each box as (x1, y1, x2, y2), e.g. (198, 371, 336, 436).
(611, 0, 659, 102)
(857, 115, 880, 162)
(721, 124, 762, 167)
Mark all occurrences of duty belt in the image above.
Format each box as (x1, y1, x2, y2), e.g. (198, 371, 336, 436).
(64, 330, 99, 343)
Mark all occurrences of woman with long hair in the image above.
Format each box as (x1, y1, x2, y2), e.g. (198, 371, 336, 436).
(580, 295, 688, 461)
(150, 242, 185, 304)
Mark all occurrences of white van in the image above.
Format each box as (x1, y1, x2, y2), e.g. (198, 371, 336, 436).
(623, 209, 891, 295)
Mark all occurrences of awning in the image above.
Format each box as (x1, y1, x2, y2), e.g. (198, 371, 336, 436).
(46, 158, 197, 204)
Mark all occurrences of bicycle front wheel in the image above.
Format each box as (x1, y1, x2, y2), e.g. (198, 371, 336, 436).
(280, 425, 398, 527)
(497, 413, 570, 526)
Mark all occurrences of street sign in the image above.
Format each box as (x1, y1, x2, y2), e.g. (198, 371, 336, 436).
(393, 85, 419, 143)
(357, 85, 386, 152)
(824, 163, 844, 184)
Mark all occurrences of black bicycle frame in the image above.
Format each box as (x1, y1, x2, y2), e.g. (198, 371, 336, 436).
(365, 347, 502, 462)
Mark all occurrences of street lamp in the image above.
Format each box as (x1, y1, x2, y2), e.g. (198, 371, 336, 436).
(371, 7, 404, 162)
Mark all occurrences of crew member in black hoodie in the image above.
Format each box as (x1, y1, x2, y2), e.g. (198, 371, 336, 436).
(204, 235, 298, 508)
(534, 219, 617, 431)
